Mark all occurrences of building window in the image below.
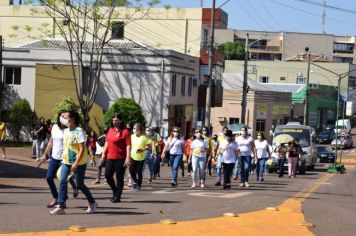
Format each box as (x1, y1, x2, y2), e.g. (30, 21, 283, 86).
(112, 21, 124, 39)
(259, 76, 269, 83)
(280, 76, 286, 81)
(256, 119, 266, 132)
(4, 67, 21, 85)
(333, 43, 354, 53)
(296, 76, 306, 84)
(333, 57, 353, 63)
(171, 74, 176, 96)
(188, 76, 193, 96)
(181, 76, 186, 96)
(229, 118, 239, 124)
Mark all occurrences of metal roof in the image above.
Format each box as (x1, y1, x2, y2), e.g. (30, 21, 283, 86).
(222, 73, 270, 91)
(261, 83, 305, 93)
(17, 38, 145, 50)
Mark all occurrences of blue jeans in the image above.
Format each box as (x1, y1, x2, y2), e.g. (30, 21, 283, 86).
(240, 155, 252, 182)
(142, 151, 158, 178)
(256, 158, 268, 180)
(233, 159, 241, 178)
(58, 164, 95, 208)
(278, 158, 285, 177)
(191, 155, 206, 181)
(46, 158, 76, 199)
(170, 154, 183, 183)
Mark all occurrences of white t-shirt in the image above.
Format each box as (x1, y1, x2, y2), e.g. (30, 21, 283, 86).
(220, 140, 239, 164)
(51, 124, 64, 160)
(168, 137, 185, 155)
(254, 139, 269, 159)
(236, 136, 254, 156)
(190, 139, 209, 158)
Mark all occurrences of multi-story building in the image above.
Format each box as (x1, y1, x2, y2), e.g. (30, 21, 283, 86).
(215, 29, 356, 64)
(0, 1, 228, 130)
(2, 39, 200, 136)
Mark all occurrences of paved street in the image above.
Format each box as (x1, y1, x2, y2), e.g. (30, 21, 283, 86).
(0, 147, 356, 235)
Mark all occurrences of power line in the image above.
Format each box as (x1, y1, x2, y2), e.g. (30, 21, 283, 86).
(291, 0, 356, 15)
(246, 0, 275, 31)
(234, 0, 268, 31)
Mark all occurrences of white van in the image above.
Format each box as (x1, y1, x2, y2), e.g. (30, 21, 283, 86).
(334, 119, 351, 134)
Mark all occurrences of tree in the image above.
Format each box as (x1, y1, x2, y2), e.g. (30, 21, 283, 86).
(52, 96, 81, 121)
(217, 41, 245, 60)
(8, 99, 33, 141)
(11, 0, 160, 131)
(104, 98, 145, 127)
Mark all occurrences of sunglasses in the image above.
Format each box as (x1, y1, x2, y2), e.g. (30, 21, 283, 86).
(173, 130, 179, 132)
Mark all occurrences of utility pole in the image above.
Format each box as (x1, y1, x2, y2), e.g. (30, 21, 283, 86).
(241, 33, 249, 124)
(303, 47, 311, 126)
(204, 0, 216, 128)
(322, 0, 326, 34)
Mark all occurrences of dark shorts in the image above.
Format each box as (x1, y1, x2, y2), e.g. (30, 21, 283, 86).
(0, 140, 5, 146)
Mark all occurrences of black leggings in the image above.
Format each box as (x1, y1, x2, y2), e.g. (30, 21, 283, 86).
(129, 158, 144, 187)
(223, 163, 235, 185)
(105, 159, 126, 200)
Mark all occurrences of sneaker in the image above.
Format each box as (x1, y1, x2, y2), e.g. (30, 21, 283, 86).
(92, 179, 100, 184)
(256, 178, 260, 182)
(233, 176, 237, 180)
(191, 183, 196, 188)
(2, 155, 6, 159)
(46, 199, 57, 208)
(73, 188, 79, 198)
(261, 178, 264, 182)
(245, 182, 250, 188)
(35, 158, 40, 162)
(132, 183, 137, 190)
(86, 202, 98, 214)
(187, 173, 191, 176)
(128, 183, 133, 187)
(214, 181, 221, 186)
(50, 207, 65, 215)
(147, 179, 152, 184)
(136, 186, 141, 191)
(239, 183, 245, 187)
(200, 183, 205, 188)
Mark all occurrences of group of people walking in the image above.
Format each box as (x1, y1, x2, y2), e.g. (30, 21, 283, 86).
(37, 109, 302, 215)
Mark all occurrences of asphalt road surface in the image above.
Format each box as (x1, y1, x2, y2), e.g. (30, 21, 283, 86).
(0, 147, 355, 235)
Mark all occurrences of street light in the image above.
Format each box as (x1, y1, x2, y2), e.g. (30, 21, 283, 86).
(307, 61, 356, 173)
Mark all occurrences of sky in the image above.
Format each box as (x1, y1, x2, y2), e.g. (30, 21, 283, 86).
(155, 0, 356, 36)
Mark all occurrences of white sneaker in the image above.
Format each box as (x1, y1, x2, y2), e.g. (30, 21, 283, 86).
(245, 182, 250, 188)
(86, 202, 98, 214)
(200, 183, 205, 188)
(191, 183, 196, 188)
(50, 207, 65, 215)
(2, 155, 5, 159)
(239, 183, 245, 187)
(35, 158, 40, 162)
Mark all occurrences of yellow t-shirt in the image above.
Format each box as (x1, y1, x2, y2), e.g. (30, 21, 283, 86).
(62, 127, 87, 165)
(217, 134, 226, 153)
(131, 134, 150, 161)
(0, 122, 5, 139)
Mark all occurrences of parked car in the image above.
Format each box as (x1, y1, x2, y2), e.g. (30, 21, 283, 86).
(315, 130, 335, 144)
(331, 134, 353, 149)
(315, 146, 335, 163)
(334, 119, 351, 134)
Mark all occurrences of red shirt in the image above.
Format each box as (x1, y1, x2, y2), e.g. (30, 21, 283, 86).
(106, 128, 131, 159)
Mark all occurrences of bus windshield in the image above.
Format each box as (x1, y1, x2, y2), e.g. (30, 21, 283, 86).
(274, 128, 311, 147)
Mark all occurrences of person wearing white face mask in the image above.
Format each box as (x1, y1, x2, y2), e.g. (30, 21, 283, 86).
(40, 111, 78, 209)
(254, 133, 270, 182)
(235, 127, 257, 188)
(142, 127, 157, 183)
(161, 127, 186, 187)
(188, 129, 209, 188)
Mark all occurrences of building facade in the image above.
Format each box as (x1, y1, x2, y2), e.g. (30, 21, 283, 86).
(215, 29, 356, 64)
(2, 39, 200, 136)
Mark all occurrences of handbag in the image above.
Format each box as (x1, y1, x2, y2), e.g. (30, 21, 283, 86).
(165, 139, 179, 158)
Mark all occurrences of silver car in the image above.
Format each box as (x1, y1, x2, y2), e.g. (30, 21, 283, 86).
(331, 135, 353, 149)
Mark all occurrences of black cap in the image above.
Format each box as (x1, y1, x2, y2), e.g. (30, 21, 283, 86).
(225, 130, 233, 137)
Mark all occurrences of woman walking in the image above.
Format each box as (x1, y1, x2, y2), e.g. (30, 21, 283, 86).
(236, 127, 256, 188)
(129, 123, 150, 191)
(41, 111, 78, 208)
(287, 139, 301, 178)
(161, 127, 186, 187)
(277, 143, 287, 177)
(101, 113, 131, 202)
(254, 133, 271, 182)
(216, 130, 239, 189)
(92, 127, 109, 184)
(188, 128, 209, 188)
(50, 110, 97, 215)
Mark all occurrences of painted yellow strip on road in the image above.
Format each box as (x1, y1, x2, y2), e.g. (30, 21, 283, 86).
(3, 174, 335, 236)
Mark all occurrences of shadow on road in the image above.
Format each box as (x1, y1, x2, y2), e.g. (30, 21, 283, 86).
(0, 160, 47, 179)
